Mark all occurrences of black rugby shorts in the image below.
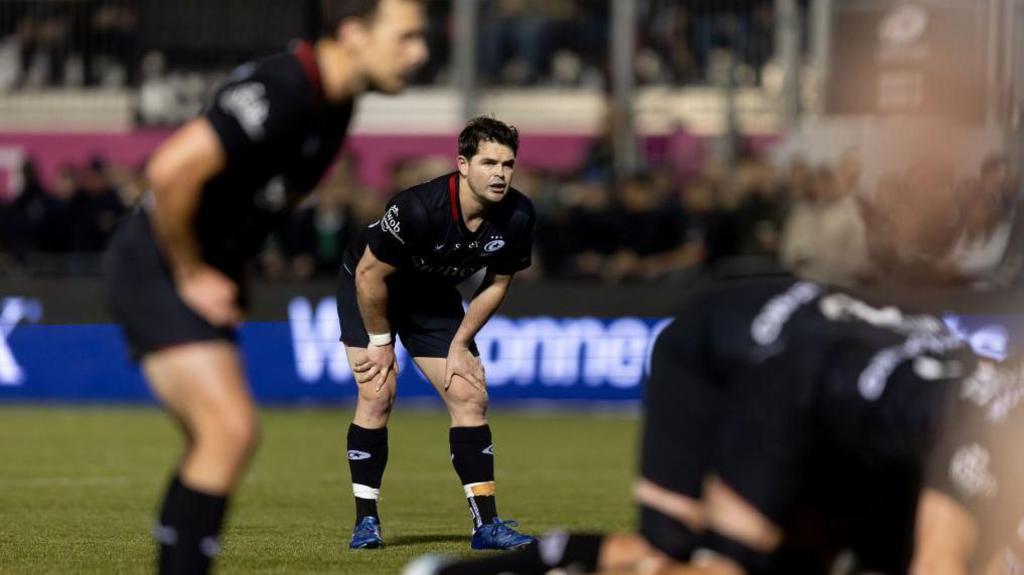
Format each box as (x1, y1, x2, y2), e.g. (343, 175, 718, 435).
(336, 265, 478, 358)
(105, 212, 236, 360)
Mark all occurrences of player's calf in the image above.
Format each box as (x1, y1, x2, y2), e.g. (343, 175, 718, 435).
(450, 424, 498, 530)
(346, 423, 388, 549)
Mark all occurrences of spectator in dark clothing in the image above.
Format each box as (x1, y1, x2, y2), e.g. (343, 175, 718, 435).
(564, 182, 618, 278)
(36, 165, 77, 253)
(603, 173, 687, 282)
(676, 175, 737, 270)
(283, 183, 358, 279)
(70, 156, 124, 251)
(1, 159, 49, 260)
(733, 158, 785, 257)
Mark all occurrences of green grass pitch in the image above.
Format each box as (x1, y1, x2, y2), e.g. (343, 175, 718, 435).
(0, 407, 638, 574)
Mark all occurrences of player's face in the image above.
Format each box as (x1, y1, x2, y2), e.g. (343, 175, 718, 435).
(459, 141, 516, 205)
(359, 0, 429, 94)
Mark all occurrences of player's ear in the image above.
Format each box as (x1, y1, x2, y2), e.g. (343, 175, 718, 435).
(337, 18, 371, 52)
(456, 155, 470, 177)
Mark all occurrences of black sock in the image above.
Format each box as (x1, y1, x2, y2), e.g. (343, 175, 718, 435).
(153, 473, 229, 575)
(437, 532, 604, 575)
(347, 424, 388, 525)
(450, 425, 497, 529)
(638, 505, 700, 561)
(154, 474, 184, 574)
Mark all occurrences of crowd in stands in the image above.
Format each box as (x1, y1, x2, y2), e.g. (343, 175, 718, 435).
(0, 0, 789, 92)
(391, 0, 787, 88)
(415, 0, 787, 88)
(0, 0, 136, 91)
(780, 150, 1023, 289)
(0, 156, 142, 271)
(3, 142, 1018, 289)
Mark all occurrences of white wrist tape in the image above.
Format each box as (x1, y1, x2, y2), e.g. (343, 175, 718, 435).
(368, 332, 392, 347)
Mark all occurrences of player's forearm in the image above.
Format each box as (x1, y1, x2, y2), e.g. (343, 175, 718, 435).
(452, 275, 510, 348)
(910, 490, 976, 575)
(146, 119, 225, 278)
(355, 268, 392, 335)
(149, 170, 206, 277)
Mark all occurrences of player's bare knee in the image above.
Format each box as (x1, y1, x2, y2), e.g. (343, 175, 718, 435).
(445, 385, 487, 414)
(444, 392, 487, 425)
(356, 389, 395, 421)
(218, 410, 261, 458)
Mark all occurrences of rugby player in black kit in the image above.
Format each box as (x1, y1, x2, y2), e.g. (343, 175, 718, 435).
(402, 157, 1024, 573)
(406, 278, 1024, 575)
(104, 1, 427, 573)
(337, 117, 536, 550)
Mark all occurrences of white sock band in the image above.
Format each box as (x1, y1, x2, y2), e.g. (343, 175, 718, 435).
(353, 484, 380, 500)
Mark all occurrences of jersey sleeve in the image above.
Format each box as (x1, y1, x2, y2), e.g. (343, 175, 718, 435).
(204, 61, 307, 166)
(488, 199, 536, 275)
(363, 191, 432, 268)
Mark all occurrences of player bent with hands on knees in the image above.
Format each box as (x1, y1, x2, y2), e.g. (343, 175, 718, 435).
(338, 117, 537, 551)
(405, 278, 1024, 575)
(105, 1, 428, 572)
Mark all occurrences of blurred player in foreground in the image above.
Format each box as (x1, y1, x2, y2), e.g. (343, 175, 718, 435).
(403, 158, 1024, 574)
(105, 1, 427, 572)
(337, 117, 537, 550)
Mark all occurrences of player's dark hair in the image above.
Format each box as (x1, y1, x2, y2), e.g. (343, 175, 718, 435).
(321, 0, 375, 37)
(320, 0, 422, 38)
(458, 117, 520, 160)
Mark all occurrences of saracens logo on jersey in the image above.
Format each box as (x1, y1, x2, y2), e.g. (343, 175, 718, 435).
(483, 238, 506, 254)
(378, 205, 404, 244)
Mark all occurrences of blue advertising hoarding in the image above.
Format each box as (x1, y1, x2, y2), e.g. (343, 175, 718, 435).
(0, 296, 673, 404)
(0, 295, 1020, 404)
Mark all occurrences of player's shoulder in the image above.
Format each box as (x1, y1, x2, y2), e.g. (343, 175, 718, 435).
(393, 172, 453, 210)
(215, 49, 309, 111)
(232, 50, 304, 86)
(383, 175, 450, 227)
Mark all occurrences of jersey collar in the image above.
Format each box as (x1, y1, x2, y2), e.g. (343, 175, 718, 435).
(292, 40, 325, 105)
(448, 173, 461, 225)
(449, 173, 485, 238)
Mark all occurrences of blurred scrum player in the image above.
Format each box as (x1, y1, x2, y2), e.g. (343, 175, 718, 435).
(104, 1, 427, 572)
(337, 117, 536, 550)
(403, 163, 1024, 574)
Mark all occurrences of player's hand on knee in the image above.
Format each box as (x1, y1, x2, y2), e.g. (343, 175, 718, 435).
(175, 265, 242, 327)
(350, 355, 377, 383)
(444, 345, 486, 393)
(364, 343, 399, 392)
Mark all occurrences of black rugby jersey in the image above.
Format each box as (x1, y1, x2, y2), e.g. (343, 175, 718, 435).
(180, 41, 354, 279)
(343, 172, 535, 284)
(927, 356, 1024, 566)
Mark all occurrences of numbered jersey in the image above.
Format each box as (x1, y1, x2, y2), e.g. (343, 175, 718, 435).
(193, 41, 353, 279)
(343, 172, 536, 285)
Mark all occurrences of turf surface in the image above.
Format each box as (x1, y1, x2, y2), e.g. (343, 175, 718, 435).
(0, 407, 638, 574)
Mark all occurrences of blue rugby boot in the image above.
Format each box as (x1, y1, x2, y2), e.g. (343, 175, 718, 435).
(470, 518, 535, 550)
(349, 516, 383, 549)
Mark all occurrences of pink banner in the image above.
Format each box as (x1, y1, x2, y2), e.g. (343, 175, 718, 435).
(0, 130, 778, 198)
